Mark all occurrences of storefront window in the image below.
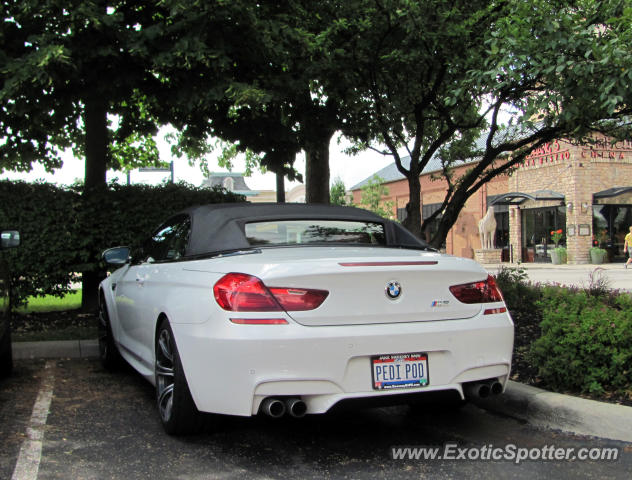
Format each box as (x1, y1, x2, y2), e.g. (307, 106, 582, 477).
(521, 206, 566, 262)
(592, 205, 632, 262)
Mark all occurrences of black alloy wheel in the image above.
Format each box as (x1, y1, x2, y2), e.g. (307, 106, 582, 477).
(155, 318, 202, 435)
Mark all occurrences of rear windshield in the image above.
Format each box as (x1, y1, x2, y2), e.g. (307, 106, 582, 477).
(245, 220, 387, 246)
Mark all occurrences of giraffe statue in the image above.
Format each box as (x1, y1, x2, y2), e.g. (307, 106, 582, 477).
(478, 206, 497, 250)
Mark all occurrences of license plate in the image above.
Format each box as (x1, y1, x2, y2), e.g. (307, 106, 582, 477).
(371, 352, 429, 390)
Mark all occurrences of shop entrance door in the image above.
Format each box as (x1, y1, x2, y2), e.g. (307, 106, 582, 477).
(522, 206, 566, 263)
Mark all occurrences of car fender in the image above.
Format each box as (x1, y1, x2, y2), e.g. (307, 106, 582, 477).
(99, 266, 129, 343)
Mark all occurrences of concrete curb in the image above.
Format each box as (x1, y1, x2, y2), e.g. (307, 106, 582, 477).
(12, 341, 632, 443)
(13, 339, 99, 360)
(471, 381, 632, 443)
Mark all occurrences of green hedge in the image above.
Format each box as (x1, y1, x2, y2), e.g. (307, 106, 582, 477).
(0, 180, 244, 307)
(529, 287, 632, 395)
(496, 266, 632, 397)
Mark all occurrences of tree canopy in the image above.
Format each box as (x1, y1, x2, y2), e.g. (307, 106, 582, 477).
(4, 0, 632, 253)
(144, 0, 348, 203)
(330, 0, 632, 245)
(0, 0, 171, 189)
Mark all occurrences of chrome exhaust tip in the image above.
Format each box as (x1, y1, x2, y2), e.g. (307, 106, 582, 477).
(490, 381, 503, 395)
(463, 381, 491, 399)
(286, 398, 307, 418)
(260, 398, 286, 418)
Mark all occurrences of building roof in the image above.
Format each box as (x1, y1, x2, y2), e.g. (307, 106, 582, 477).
(350, 126, 522, 191)
(351, 155, 473, 191)
(350, 156, 408, 191)
(593, 186, 632, 199)
(201, 172, 258, 196)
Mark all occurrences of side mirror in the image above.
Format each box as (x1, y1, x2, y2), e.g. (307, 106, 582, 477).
(1, 230, 20, 249)
(102, 246, 131, 267)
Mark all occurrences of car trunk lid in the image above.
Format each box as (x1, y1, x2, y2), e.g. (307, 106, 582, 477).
(206, 247, 488, 326)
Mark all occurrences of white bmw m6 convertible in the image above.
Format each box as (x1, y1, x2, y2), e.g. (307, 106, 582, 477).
(99, 203, 513, 435)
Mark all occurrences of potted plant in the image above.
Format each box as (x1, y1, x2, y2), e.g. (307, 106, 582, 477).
(590, 246, 607, 264)
(550, 229, 567, 264)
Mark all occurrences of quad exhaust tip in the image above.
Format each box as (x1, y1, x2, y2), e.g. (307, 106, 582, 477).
(463, 379, 503, 399)
(260, 397, 307, 418)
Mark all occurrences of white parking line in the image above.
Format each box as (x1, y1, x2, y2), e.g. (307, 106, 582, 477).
(11, 360, 56, 480)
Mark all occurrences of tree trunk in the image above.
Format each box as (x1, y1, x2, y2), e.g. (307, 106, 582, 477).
(276, 172, 285, 203)
(84, 96, 108, 189)
(430, 195, 468, 249)
(402, 174, 422, 238)
(305, 130, 333, 204)
(81, 95, 109, 312)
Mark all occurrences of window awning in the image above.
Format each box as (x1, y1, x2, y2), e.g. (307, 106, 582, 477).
(489, 190, 565, 206)
(593, 187, 632, 204)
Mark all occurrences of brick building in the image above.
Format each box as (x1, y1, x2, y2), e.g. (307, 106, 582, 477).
(351, 134, 632, 264)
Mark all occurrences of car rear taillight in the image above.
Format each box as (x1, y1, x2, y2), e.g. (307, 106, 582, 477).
(214, 273, 281, 311)
(449, 275, 504, 304)
(213, 273, 328, 312)
(268, 287, 329, 311)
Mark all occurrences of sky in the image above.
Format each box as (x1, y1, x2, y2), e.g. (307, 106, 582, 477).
(0, 132, 395, 193)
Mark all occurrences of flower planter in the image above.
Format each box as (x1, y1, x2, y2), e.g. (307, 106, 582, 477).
(590, 249, 607, 264)
(550, 249, 567, 265)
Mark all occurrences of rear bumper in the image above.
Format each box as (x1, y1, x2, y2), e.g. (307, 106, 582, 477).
(173, 312, 514, 416)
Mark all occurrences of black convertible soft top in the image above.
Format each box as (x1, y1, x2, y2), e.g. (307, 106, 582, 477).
(179, 203, 431, 257)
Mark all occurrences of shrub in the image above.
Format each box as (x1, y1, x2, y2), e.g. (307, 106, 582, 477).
(584, 267, 611, 298)
(0, 180, 245, 307)
(0, 181, 79, 306)
(494, 266, 541, 315)
(529, 286, 632, 395)
(589, 246, 607, 256)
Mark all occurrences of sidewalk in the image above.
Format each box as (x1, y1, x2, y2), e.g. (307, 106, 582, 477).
(482, 261, 632, 291)
(11, 338, 632, 443)
(472, 382, 632, 443)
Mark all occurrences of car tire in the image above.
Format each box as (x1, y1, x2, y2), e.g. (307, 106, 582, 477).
(155, 318, 202, 435)
(98, 292, 123, 370)
(0, 327, 13, 378)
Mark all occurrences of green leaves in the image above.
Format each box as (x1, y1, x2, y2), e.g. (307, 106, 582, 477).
(530, 286, 632, 396)
(0, 0, 169, 179)
(330, 177, 350, 206)
(357, 175, 394, 219)
(0, 180, 244, 308)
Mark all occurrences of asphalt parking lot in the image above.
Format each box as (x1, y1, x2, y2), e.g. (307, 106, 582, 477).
(2, 358, 631, 479)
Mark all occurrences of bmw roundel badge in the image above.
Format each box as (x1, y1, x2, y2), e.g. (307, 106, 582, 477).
(385, 281, 402, 300)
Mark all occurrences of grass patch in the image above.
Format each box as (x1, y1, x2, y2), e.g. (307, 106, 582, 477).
(16, 291, 82, 313)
